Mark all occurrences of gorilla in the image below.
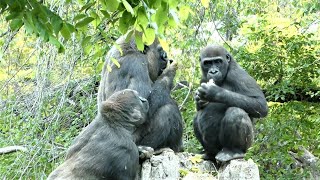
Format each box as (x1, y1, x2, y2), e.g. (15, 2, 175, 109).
(48, 89, 149, 180)
(138, 61, 183, 152)
(97, 35, 183, 152)
(193, 45, 268, 163)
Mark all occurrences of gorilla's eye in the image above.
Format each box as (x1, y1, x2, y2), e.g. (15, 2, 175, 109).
(213, 59, 222, 64)
(161, 52, 167, 59)
(226, 54, 231, 60)
(203, 60, 213, 66)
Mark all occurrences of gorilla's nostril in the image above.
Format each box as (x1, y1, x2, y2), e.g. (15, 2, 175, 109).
(209, 70, 218, 74)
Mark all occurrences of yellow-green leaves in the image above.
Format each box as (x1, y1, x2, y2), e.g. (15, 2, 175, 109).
(201, 0, 210, 8)
(111, 57, 121, 68)
(143, 28, 155, 45)
(122, 0, 134, 15)
(103, 0, 120, 12)
(159, 38, 169, 53)
(135, 33, 144, 51)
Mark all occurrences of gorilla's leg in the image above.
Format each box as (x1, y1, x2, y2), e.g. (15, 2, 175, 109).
(216, 107, 254, 162)
(194, 114, 222, 161)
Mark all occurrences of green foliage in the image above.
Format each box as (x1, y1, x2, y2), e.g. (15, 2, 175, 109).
(234, 8, 319, 102)
(0, 79, 98, 179)
(246, 101, 320, 179)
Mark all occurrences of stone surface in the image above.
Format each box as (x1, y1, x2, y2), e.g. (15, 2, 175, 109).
(137, 150, 260, 180)
(139, 149, 180, 180)
(218, 159, 260, 180)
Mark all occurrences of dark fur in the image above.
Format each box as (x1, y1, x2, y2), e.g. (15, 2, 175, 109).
(48, 89, 149, 180)
(97, 36, 183, 152)
(137, 62, 184, 152)
(194, 45, 268, 162)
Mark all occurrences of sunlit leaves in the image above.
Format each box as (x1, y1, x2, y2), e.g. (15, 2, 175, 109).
(135, 33, 144, 51)
(159, 38, 169, 53)
(122, 0, 134, 15)
(201, 0, 210, 8)
(143, 28, 155, 45)
(111, 57, 121, 68)
(103, 0, 120, 12)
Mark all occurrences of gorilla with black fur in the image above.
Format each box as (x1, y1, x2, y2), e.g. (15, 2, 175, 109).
(48, 89, 149, 180)
(98, 35, 183, 152)
(138, 61, 183, 152)
(194, 45, 268, 163)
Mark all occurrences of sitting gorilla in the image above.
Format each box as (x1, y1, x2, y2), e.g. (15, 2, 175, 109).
(97, 35, 183, 152)
(138, 61, 183, 152)
(48, 89, 149, 180)
(194, 45, 268, 163)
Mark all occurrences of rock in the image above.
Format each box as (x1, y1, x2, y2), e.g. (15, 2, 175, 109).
(139, 149, 180, 180)
(137, 150, 260, 180)
(219, 159, 260, 180)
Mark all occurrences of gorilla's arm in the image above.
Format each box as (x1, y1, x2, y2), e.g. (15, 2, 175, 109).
(198, 81, 268, 118)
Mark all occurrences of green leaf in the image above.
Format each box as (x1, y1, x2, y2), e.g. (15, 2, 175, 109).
(135, 33, 144, 51)
(51, 15, 63, 36)
(73, 14, 87, 21)
(100, 10, 110, 18)
(137, 8, 148, 30)
(142, 28, 155, 45)
(9, 18, 23, 31)
(105, 0, 120, 12)
(75, 17, 94, 28)
(60, 23, 71, 40)
(49, 35, 64, 53)
(6, 12, 21, 21)
(122, 0, 134, 15)
(81, 36, 91, 48)
(80, 2, 95, 12)
(111, 57, 121, 68)
(119, 11, 134, 34)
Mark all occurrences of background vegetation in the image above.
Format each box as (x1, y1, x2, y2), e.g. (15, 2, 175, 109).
(0, 0, 319, 179)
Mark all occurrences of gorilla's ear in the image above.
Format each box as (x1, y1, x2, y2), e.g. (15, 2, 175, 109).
(226, 54, 231, 63)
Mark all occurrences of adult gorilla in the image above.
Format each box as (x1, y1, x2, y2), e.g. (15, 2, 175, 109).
(98, 35, 183, 152)
(194, 45, 268, 163)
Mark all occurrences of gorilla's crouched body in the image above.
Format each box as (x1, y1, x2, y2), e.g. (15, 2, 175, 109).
(194, 45, 268, 163)
(48, 89, 149, 180)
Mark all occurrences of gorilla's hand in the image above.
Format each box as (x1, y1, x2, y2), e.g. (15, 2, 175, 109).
(195, 90, 209, 110)
(197, 79, 223, 102)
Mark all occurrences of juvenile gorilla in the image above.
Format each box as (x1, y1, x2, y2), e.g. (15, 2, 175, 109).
(98, 36, 183, 152)
(138, 61, 183, 152)
(48, 89, 149, 180)
(194, 45, 268, 163)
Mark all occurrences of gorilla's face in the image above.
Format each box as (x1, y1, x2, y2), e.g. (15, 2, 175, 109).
(200, 45, 230, 85)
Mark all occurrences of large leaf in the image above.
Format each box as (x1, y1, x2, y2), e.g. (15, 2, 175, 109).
(75, 17, 94, 28)
(9, 18, 23, 31)
(104, 0, 120, 12)
(135, 33, 144, 51)
(122, 0, 134, 15)
(142, 28, 155, 45)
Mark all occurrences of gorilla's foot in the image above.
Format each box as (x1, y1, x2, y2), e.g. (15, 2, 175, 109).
(138, 146, 154, 160)
(215, 148, 245, 162)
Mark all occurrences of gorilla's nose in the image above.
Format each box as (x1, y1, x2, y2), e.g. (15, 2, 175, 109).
(209, 69, 219, 74)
